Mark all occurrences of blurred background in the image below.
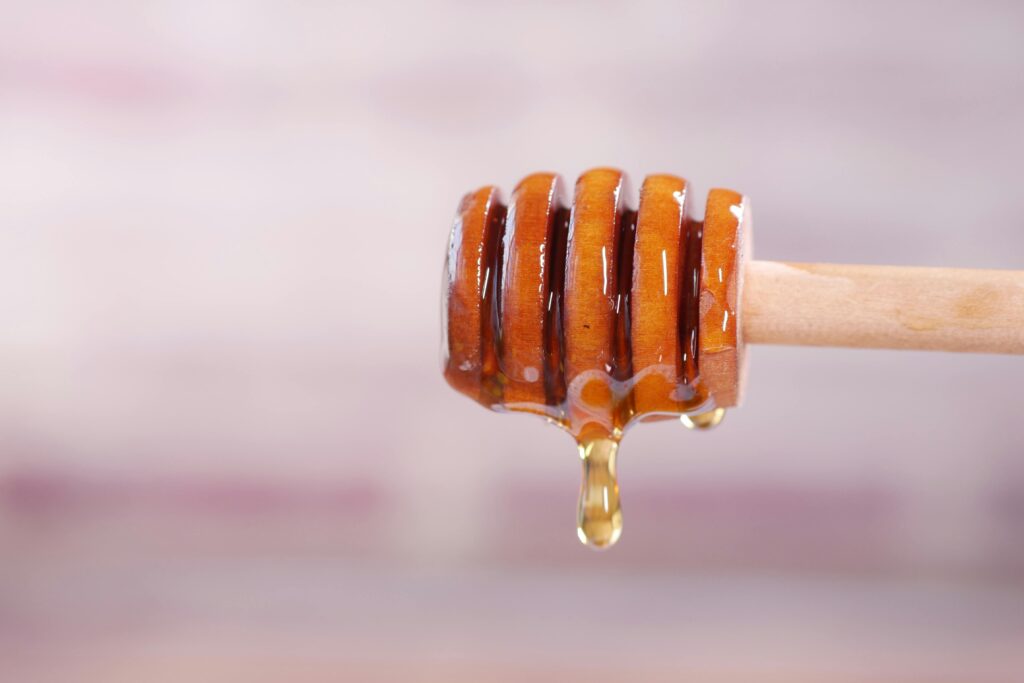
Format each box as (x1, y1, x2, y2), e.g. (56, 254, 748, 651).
(2, 1, 1024, 680)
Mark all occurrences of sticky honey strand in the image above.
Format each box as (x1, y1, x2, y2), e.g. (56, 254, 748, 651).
(443, 168, 748, 548)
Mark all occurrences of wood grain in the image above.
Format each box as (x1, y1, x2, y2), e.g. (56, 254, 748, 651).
(744, 261, 1024, 354)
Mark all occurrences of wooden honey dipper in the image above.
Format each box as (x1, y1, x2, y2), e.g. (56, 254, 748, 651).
(442, 168, 1024, 549)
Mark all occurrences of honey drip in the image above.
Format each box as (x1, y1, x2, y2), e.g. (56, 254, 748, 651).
(680, 407, 726, 430)
(576, 437, 622, 549)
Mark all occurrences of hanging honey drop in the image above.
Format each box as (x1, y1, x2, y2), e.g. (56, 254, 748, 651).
(576, 437, 623, 549)
(681, 407, 726, 430)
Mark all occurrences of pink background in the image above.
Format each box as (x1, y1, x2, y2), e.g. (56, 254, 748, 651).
(2, 1, 1023, 680)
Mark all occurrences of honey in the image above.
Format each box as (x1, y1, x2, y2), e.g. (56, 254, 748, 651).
(576, 437, 622, 548)
(443, 168, 749, 548)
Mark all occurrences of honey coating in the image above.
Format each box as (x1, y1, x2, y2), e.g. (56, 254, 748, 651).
(443, 168, 748, 548)
(500, 173, 568, 416)
(631, 174, 704, 418)
(700, 189, 752, 408)
(563, 168, 635, 441)
(443, 186, 505, 406)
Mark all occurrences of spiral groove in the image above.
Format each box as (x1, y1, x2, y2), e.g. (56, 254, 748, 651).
(443, 168, 749, 441)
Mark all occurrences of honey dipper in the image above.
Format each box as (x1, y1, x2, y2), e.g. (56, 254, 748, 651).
(442, 168, 1024, 549)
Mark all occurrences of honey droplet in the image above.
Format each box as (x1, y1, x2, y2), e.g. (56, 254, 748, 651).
(576, 437, 623, 549)
(681, 407, 726, 430)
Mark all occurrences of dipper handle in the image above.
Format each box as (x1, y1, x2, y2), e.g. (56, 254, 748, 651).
(743, 261, 1024, 354)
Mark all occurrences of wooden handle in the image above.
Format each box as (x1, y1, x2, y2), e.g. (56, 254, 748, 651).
(742, 260, 1024, 354)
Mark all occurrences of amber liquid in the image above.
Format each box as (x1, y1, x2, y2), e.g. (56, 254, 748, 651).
(481, 204, 714, 427)
(446, 190, 724, 549)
